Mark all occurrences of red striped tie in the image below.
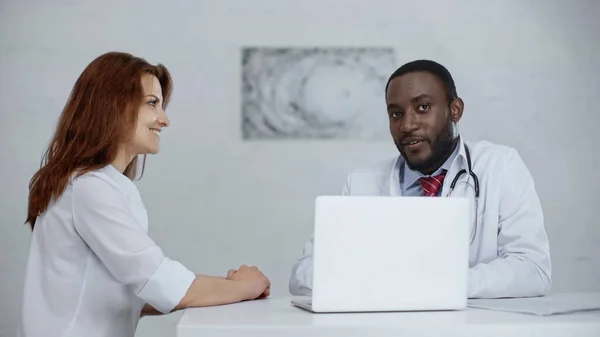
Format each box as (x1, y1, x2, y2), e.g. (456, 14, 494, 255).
(419, 171, 447, 197)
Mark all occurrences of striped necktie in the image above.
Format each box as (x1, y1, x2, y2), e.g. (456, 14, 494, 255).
(418, 171, 447, 197)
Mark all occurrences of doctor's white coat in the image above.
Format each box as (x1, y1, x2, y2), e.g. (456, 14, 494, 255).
(289, 138, 551, 299)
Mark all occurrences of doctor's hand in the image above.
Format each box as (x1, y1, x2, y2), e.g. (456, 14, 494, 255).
(226, 264, 270, 300)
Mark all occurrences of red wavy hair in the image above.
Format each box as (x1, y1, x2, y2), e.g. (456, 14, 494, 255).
(26, 51, 172, 229)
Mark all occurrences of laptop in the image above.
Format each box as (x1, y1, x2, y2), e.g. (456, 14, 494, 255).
(291, 195, 471, 313)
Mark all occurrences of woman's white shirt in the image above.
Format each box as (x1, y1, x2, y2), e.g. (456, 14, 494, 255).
(19, 165, 196, 337)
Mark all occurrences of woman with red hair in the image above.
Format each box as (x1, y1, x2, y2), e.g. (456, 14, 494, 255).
(20, 51, 270, 337)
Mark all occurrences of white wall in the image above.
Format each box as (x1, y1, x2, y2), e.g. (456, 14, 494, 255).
(1, 0, 599, 336)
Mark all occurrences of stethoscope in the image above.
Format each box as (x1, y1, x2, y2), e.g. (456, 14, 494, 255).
(445, 144, 480, 245)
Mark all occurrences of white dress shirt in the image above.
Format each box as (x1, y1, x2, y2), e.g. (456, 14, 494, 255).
(289, 136, 552, 299)
(19, 165, 196, 337)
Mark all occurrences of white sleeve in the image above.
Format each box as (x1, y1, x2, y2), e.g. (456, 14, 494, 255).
(289, 238, 314, 296)
(289, 174, 351, 296)
(72, 175, 196, 313)
(468, 149, 552, 298)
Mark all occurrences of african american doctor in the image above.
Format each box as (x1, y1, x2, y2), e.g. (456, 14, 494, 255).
(289, 60, 551, 299)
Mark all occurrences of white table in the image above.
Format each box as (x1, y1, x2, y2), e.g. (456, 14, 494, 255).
(177, 296, 600, 337)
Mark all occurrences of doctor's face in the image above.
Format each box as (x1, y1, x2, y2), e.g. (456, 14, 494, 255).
(386, 71, 463, 175)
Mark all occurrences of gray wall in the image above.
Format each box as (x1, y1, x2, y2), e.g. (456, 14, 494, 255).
(1, 1, 599, 336)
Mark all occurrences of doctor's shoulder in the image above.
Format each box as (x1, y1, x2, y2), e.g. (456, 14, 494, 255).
(468, 140, 533, 176)
(340, 156, 397, 195)
(345, 156, 397, 177)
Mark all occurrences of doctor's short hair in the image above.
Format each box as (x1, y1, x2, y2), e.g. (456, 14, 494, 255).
(385, 60, 458, 103)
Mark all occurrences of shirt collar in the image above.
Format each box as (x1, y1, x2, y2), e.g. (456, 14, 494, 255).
(400, 135, 470, 190)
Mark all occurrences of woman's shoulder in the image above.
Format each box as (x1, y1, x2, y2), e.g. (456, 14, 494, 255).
(71, 165, 132, 197)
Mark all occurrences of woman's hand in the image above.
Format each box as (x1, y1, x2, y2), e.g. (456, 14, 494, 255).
(226, 265, 270, 300)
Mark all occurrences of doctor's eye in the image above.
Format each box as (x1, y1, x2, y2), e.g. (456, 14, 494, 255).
(390, 111, 403, 119)
(148, 99, 157, 107)
(417, 104, 430, 112)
